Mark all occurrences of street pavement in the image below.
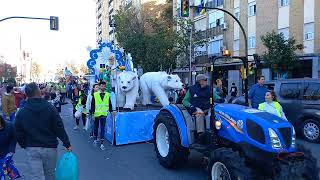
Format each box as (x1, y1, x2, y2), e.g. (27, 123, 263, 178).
(14, 102, 206, 180)
(13, 102, 320, 180)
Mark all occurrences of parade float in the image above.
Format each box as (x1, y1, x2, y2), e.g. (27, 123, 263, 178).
(86, 41, 183, 145)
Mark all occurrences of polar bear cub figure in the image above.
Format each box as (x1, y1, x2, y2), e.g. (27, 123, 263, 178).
(117, 71, 139, 110)
(140, 72, 183, 106)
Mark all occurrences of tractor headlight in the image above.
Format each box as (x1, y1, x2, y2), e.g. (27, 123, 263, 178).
(291, 127, 296, 148)
(215, 120, 222, 130)
(268, 128, 282, 149)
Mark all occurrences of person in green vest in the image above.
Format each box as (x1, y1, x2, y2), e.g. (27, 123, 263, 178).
(90, 81, 116, 150)
(60, 83, 67, 103)
(258, 91, 287, 120)
(73, 93, 88, 130)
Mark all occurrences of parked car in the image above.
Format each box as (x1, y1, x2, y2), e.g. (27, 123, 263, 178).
(232, 78, 320, 143)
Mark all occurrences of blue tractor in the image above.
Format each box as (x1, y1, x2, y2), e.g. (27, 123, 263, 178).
(153, 56, 319, 179)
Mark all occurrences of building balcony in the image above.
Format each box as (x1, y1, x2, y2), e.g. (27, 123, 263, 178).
(194, 26, 224, 40)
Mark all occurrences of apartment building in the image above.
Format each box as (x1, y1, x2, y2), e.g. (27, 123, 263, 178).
(174, 0, 320, 87)
(96, 0, 125, 45)
(96, 0, 165, 46)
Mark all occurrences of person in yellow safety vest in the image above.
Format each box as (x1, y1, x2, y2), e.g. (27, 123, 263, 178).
(90, 81, 117, 150)
(59, 83, 67, 103)
(258, 91, 287, 120)
(73, 92, 88, 130)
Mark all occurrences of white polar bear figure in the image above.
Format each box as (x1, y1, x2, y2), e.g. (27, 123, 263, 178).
(116, 71, 139, 110)
(140, 72, 183, 106)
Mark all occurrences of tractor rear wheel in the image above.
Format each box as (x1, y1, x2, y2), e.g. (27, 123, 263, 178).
(209, 148, 255, 180)
(153, 111, 189, 168)
(274, 145, 319, 180)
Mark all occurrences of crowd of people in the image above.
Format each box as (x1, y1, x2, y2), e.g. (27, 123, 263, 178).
(0, 74, 287, 180)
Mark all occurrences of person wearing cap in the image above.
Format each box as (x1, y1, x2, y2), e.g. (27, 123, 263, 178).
(182, 74, 216, 135)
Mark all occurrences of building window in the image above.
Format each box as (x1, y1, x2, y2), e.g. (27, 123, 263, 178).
(109, 0, 113, 5)
(278, 28, 289, 40)
(248, 36, 256, 48)
(109, 30, 114, 35)
(216, 0, 224, 6)
(234, 8, 240, 20)
(209, 39, 223, 55)
(216, 17, 224, 26)
(97, 13, 102, 19)
(305, 33, 314, 40)
(279, 0, 289, 7)
(248, 2, 256, 16)
(304, 23, 314, 41)
(209, 11, 224, 28)
(233, 39, 240, 51)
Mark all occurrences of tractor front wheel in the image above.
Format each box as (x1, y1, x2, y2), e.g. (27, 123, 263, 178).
(274, 145, 319, 180)
(209, 148, 255, 180)
(153, 111, 189, 168)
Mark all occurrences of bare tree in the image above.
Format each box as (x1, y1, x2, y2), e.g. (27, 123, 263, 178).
(31, 62, 42, 82)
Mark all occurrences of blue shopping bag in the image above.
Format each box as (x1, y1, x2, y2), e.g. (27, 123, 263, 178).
(55, 152, 79, 180)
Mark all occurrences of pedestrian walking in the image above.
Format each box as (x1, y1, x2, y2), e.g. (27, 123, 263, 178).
(14, 82, 71, 180)
(258, 91, 287, 120)
(91, 81, 116, 150)
(86, 83, 100, 139)
(74, 93, 87, 130)
(13, 87, 26, 109)
(2, 85, 17, 121)
(230, 82, 238, 98)
(0, 116, 16, 159)
(248, 76, 269, 108)
(228, 82, 238, 103)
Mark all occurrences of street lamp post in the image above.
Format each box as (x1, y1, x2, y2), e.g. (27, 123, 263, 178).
(190, 6, 249, 105)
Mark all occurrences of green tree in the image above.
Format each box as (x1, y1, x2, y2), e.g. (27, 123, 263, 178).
(261, 31, 301, 77)
(114, 2, 205, 72)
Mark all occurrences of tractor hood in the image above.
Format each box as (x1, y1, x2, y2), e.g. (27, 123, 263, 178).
(214, 104, 290, 128)
(214, 104, 295, 153)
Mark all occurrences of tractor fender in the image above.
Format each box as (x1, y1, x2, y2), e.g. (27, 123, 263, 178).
(160, 105, 190, 148)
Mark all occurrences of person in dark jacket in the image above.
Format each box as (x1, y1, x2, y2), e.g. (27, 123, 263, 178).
(183, 74, 211, 135)
(14, 82, 72, 180)
(0, 116, 16, 159)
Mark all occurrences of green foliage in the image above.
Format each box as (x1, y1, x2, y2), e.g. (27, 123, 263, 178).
(261, 31, 300, 74)
(113, 2, 205, 72)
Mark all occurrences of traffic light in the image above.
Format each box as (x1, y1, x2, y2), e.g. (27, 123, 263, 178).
(240, 66, 246, 79)
(248, 63, 254, 75)
(50, 16, 59, 31)
(253, 54, 261, 69)
(181, 0, 190, 17)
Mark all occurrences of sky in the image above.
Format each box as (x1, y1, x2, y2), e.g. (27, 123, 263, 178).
(0, 0, 96, 74)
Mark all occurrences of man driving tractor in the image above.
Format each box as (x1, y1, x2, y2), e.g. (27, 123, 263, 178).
(182, 74, 221, 136)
